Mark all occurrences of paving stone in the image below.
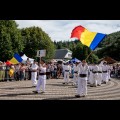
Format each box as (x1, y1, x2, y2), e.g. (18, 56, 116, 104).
(0, 78, 120, 100)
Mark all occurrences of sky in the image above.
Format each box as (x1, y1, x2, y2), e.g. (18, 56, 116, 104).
(15, 20, 120, 42)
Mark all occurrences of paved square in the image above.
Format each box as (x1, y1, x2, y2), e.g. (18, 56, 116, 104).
(0, 78, 120, 100)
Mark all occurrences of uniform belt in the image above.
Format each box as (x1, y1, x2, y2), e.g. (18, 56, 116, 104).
(65, 70, 69, 72)
(39, 73, 46, 75)
(103, 71, 107, 73)
(74, 71, 78, 73)
(79, 74, 87, 77)
(92, 71, 97, 73)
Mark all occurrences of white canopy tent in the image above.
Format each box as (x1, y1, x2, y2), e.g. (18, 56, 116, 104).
(21, 54, 34, 64)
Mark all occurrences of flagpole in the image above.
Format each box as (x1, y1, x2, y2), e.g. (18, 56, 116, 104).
(85, 50, 94, 61)
(40, 56, 41, 63)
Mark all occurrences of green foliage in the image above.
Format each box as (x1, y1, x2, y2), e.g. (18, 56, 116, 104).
(21, 27, 55, 61)
(55, 40, 99, 63)
(0, 21, 55, 62)
(72, 42, 83, 60)
(0, 20, 24, 61)
(1, 20, 119, 63)
(96, 31, 120, 61)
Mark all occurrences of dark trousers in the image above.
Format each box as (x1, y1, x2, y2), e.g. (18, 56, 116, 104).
(20, 71, 24, 80)
(14, 71, 20, 80)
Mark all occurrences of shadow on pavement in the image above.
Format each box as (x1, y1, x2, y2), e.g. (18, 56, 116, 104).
(0, 86, 34, 90)
(42, 96, 79, 100)
(50, 84, 73, 87)
(0, 92, 35, 97)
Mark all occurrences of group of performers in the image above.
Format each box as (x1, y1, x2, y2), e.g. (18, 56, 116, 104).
(0, 58, 119, 98)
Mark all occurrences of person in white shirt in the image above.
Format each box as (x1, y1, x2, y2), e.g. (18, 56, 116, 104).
(50, 64, 54, 79)
(31, 60, 38, 87)
(15, 63, 20, 81)
(62, 63, 65, 78)
(88, 64, 94, 85)
(63, 62, 71, 84)
(107, 64, 112, 81)
(102, 61, 109, 84)
(73, 62, 79, 86)
(75, 60, 89, 98)
(33, 59, 46, 93)
(91, 63, 99, 87)
(97, 63, 103, 86)
(46, 63, 51, 79)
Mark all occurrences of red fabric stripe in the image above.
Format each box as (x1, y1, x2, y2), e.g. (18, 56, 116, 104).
(71, 25, 85, 40)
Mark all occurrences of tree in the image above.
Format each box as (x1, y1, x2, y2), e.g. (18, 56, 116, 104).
(83, 46, 88, 60)
(72, 41, 99, 63)
(54, 40, 57, 49)
(21, 27, 55, 61)
(96, 31, 120, 61)
(0, 20, 24, 61)
(72, 42, 84, 60)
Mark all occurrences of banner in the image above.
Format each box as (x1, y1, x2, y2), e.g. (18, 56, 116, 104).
(37, 50, 46, 57)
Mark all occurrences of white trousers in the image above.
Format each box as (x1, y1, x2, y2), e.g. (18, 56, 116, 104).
(36, 75, 46, 92)
(92, 73, 99, 86)
(77, 77, 87, 96)
(89, 72, 93, 84)
(98, 73, 102, 85)
(64, 72, 69, 83)
(31, 72, 37, 86)
(102, 73, 108, 82)
(108, 71, 111, 80)
(73, 73, 79, 84)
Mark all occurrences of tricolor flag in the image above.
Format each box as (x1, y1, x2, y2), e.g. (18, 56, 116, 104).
(9, 53, 23, 64)
(71, 25, 106, 50)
